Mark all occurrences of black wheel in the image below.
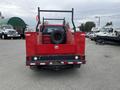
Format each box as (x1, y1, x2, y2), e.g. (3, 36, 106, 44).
(96, 39, 105, 45)
(50, 30, 66, 44)
(116, 32, 120, 37)
(30, 66, 38, 70)
(73, 64, 81, 68)
(19, 37, 22, 39)
(1, 34, 7, 39)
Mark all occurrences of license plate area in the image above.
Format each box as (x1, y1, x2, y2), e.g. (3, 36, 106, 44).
(50, 61, 62, 65)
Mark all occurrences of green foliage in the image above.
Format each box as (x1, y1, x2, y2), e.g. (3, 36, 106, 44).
(105, 22, 112, 26)
(79, 21, 96, 32)
(79, 23, 85, 32)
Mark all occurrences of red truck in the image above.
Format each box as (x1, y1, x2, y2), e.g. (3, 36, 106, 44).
(25, 7, 86, 70)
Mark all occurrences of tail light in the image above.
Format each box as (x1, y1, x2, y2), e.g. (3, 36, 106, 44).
(80, 56, 86, 64)
(80, 56, 85, 60)
(26, 56, 31, 61)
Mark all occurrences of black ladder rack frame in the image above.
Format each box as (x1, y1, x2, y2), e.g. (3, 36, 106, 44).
(36, 7, 76, 32)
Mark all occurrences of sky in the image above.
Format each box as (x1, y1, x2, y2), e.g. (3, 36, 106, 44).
(0, 0, 120, 28)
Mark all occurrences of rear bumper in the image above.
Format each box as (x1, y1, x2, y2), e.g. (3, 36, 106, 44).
(26, 55, 86, 66)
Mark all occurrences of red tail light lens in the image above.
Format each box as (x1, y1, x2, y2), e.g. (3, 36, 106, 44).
(81, 56, 85, 60)
(26, 56, 31, 61)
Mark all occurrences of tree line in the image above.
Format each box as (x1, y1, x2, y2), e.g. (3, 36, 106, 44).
(78, 21, 113, 32)
(78, 21, 96, 32)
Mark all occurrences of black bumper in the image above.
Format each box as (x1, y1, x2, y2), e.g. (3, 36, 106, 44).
(26, 55, 86, 66)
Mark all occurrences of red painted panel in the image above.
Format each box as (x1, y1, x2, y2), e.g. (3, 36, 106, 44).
(25, 32, 85, 58)
(42, 35, 51, 44)
(36, 44, 76, 55)
(25, 32, 38, 56)
(74, 32, 85, 55)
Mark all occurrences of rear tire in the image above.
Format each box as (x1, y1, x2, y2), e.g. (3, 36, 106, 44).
(96, 39, 105, 45)
(73, 64, 81, 68)
(30, 66, 38, 70)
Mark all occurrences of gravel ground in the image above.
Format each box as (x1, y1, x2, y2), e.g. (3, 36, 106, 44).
(0, 39, 120, 90)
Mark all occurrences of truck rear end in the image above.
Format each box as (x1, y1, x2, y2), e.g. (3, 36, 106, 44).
(25, 7, 86, 70)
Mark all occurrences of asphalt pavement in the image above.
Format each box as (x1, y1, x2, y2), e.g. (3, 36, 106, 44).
(0, 39, 120, 90)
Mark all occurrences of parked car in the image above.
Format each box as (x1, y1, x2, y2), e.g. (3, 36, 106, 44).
(95, 27, 120, 37)
(89, 27, 101, 40)
(95, 27, 120, 44)
(89, 31, 100, 40)
(85, 32, 91, 38)
(0, 25, 21, 39)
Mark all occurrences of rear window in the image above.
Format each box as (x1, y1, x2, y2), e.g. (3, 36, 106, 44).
(42, 26, 64, 34)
